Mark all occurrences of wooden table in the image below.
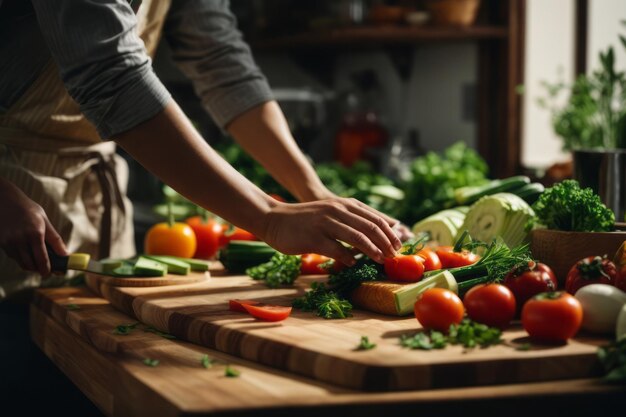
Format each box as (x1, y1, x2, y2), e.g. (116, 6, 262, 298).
(31, 284, 625, 417)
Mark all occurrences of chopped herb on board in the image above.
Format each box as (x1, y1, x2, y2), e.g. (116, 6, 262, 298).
(201, 355, 216, 369)
(356, 336, 377, 351)
(224, 365, 240, 377)
(400, 320, 502, 350)
(113, 322, 140, 335)
(65, 303, 80, 310)
(598, 338, 626, 383)
(143, 358, 160, 367)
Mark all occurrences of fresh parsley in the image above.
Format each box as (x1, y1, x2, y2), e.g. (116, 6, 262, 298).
(65, 303, 80, 310)
(201, 354, 216, 369)
(292, 282, 353, 319)
(400, 320, 502, 350)
(224, 365, 240, 378)
(113, 322, 140, 335)
(143, 358, 159, 367)
(598, 338, 626, 383)
(246, 253, 302, 288)
(356, 336, 376, 351)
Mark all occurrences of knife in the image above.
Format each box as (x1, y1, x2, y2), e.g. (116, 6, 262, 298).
(47, 244, 110, 275)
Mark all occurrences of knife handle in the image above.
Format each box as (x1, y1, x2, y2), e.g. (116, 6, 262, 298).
(46, 243, 68, 273)
(46, 244, 91, 273)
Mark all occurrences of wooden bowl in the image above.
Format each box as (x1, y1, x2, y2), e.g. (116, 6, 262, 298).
(530, 228, 626, 285)
(425, 0, 481, 27)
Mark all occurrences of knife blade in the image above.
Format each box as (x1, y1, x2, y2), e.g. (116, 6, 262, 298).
(46, 244, 109, 275)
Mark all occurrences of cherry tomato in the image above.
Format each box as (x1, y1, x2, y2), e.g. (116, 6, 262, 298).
(185, 216, 224, 259)
(414, 288, 465, 332)
(521, 292, 583, 343)
(229, 299, 261, 313)
(463, 284, 516, 329)
(384, 254, 425, 282)
(219, 225, 258, 248)
(565, 255, 618, 294)
(435, 246, 480, 269)
(243, 303, 292, 322)
(503, 261, 557, 312)
(269, 193, 287, 202)
(144, 221, 197, 258)
(416, 247, 442, 271)
(301, 253, 333, 275)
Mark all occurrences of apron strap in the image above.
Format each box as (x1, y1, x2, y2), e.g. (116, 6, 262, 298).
(85, 151, 127, 260)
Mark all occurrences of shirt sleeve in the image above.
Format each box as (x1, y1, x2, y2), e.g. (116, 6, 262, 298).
(31, 0, 171, 139)
(163, 0, 274, 129)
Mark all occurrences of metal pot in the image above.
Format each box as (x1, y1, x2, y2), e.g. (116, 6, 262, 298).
(573, 148, 626, 222)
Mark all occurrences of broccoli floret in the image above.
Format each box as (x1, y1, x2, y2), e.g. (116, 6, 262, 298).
(530, 180, 614, 232)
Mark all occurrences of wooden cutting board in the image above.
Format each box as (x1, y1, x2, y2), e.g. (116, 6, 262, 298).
(88, 273, 609, 391)
(84, 271, 210, 292)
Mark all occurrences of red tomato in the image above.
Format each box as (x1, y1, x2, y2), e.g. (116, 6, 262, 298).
(300, 253, 332, 275)
(416, 248, 442, 271)
(435, 246, 480, 269)
(219, 225, 258, 248)
(185, 216, 224, 259)
(463, 284, 516, 329)
(243, 303, 292, 322)
(269, 193, 286, 202)
(503, 261, 557, 312)
(414, 288, 465, 332)
(521, 292, 583, 343)
(229, 299, 261, 313)
(384, 254, 425, 282)
(565, 255, 618, 294)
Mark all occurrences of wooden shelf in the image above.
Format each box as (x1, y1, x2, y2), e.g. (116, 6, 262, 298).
(251, 25, 509, 49)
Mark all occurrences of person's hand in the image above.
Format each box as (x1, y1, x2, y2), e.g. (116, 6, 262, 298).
(308, 187, 414, 243)
(261, 198, 403, 266)
(0, 178, 68, 276)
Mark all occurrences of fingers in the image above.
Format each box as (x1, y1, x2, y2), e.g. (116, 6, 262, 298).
(343, 200, 402, 253)
(350, 198, 399, 228)
(323, 219, 386, 264)
(30, 234, 51, 276)
(331, 209, 397, 260)
(44, 217, 68, 256)
(315, 237, 357, 267)
(17, 245, 37, 272)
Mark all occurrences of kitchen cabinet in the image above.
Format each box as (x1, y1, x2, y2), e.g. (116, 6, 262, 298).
(241, 0, 526, 179)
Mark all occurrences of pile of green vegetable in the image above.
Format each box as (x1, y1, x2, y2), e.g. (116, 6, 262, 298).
(102, 255, 210, 277)
(529, 179, 615, 232)
(400, 319, 502, 350)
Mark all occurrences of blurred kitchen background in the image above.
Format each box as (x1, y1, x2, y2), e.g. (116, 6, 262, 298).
(122, 0, 626, 250)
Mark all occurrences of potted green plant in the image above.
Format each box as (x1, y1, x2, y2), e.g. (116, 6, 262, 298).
(540, 21, 626, 222)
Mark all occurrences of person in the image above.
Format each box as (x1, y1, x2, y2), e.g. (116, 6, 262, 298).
(0, 0, 410, 301)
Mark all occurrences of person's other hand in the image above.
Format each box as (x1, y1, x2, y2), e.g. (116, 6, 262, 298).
(309, 188, 414, 243)
(0, 179, 68, 276)
(261, 198, 403, 266)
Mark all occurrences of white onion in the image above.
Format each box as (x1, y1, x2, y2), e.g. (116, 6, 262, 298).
(575, 284, 626, 335)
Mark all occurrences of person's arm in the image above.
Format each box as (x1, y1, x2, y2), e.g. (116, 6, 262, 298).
(162, 1, 402, 225)
(114, 101, 401, 265)
(29, 0, 400, 267)
(0, 178, 67, 276)
(226, 101, 334, 202)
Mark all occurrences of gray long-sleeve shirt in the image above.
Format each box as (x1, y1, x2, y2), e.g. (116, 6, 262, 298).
(0, 0, 273, 139)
